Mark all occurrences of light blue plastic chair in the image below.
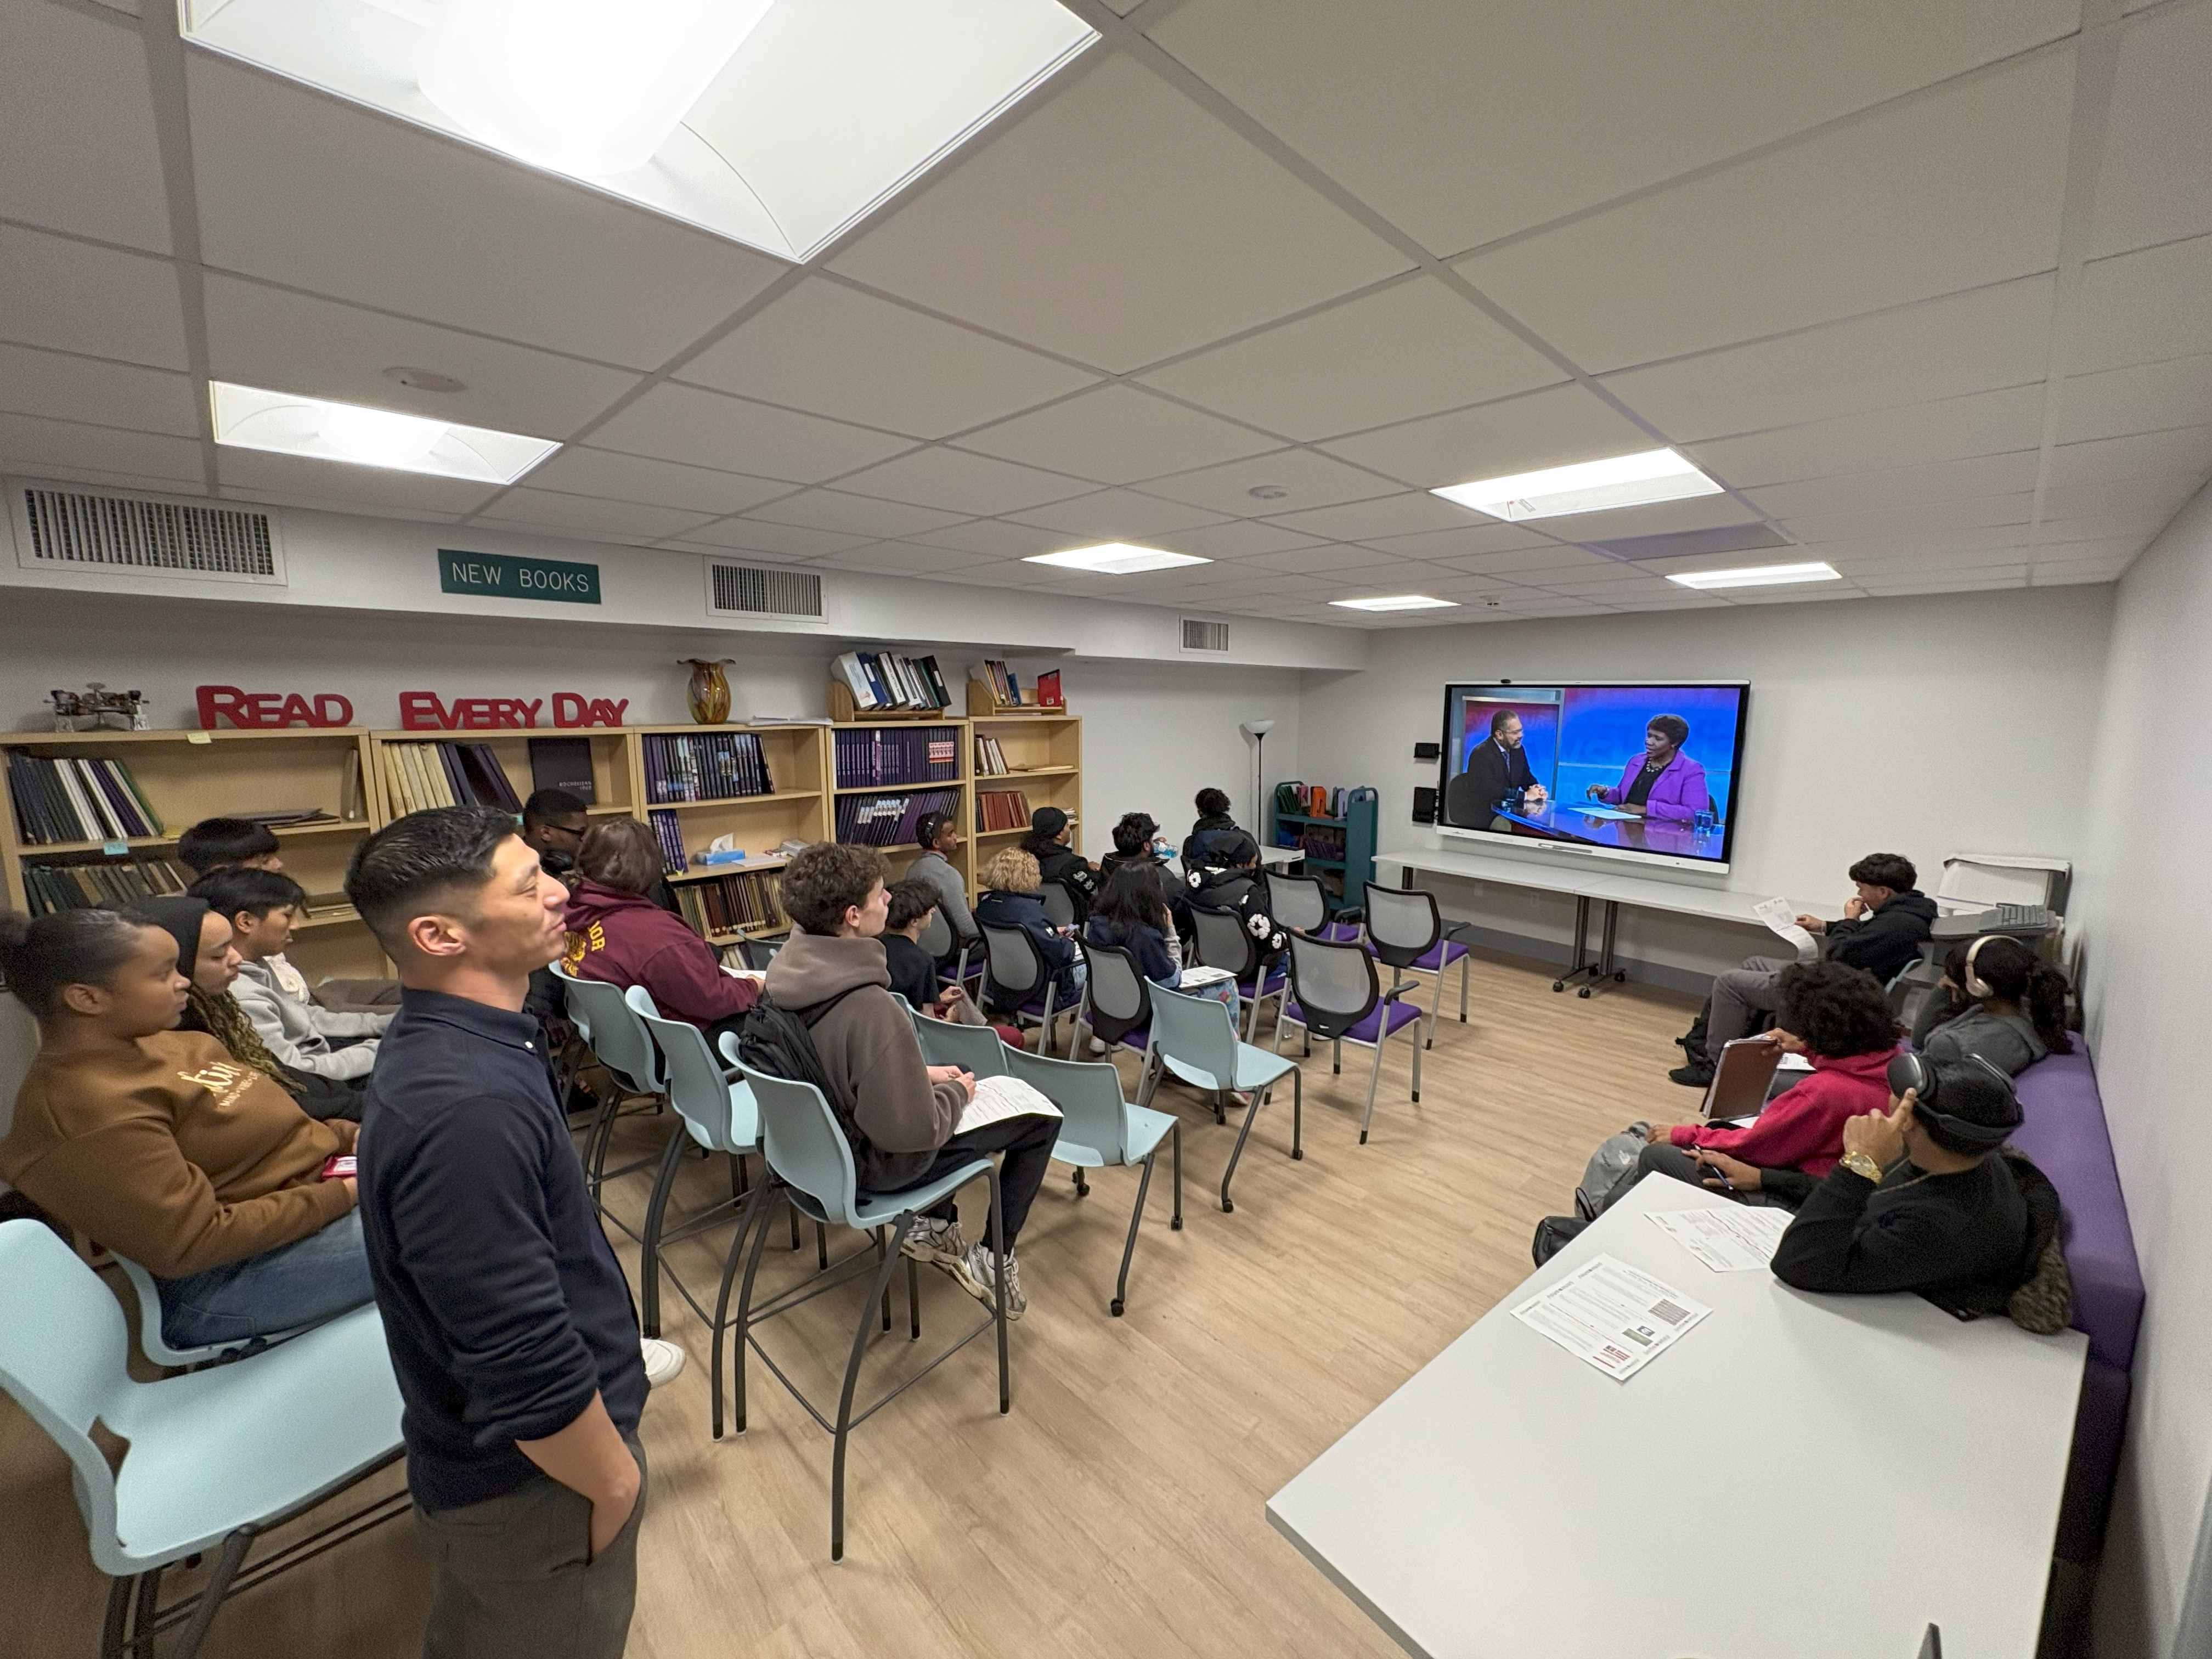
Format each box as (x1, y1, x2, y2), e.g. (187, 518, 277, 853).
(625, 986, 762, 1350)
(551, 964, 667, 1205)
(909, 1009, 1013, 1077)
(1003, 1047, 1181, 1317)
(1137, 984, 1304, 1214)
(0, 1220, 407, 1659)
(111, 1253, 320, 1371)
(715, 1039, 1011, 1561)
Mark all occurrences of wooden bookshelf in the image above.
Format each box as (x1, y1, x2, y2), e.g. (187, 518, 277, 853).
(826, 714, 970, 892)
(827, 681, 956, 724)
(970, 713, 1082, 870)
(628, 723, 831, 867)
(365, 728, 636, 823)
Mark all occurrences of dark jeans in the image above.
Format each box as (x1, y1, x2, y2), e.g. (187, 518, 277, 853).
(417, 1435, 647, 1659)
(1601, 1140, 1788, 1212)
(883, 1113, 1057, 1251)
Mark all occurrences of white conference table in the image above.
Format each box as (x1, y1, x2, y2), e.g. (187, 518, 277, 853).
(1268, 1179, 2087, 1659)
(1376, 847, 1830, 997)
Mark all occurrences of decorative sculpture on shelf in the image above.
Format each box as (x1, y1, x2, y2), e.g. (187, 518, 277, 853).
(679, 659, 736, 725)
(50, 683, 148, 732)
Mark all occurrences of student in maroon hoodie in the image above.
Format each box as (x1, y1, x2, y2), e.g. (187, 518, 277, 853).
(1609, 961, 1900, 1209)
(561, 818, 758, 1044)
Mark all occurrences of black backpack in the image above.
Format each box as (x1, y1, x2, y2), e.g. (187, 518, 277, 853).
(735, 987, 932, 1191)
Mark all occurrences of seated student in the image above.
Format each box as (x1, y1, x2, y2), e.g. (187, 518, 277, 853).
(1183, 830, 1290, 963)
(757, 844, 1054, 1318)
(1086, 865, 1233, 1012)
(1910, 934, 2072, 1076)
(561, 817, 758, 1046)
(906, 810, 979, 962)
(1673, 852, 1935, 1087)
(1769, 1059, 2057, 1319)
(1181, 787, 1243, 870)
(0, 908, 368, 1347)
(178, 815, 398, 1011)
(975, 846, 1084, 1011)
(881, 879, 1025, 1046)
(1612, 961, 1900, 1209)
(1021, 806, 1097, 922)
(1098, 811, 1186, 932)
(136, 895, 365, 1121)
(191, 868, 391, 1085)
(518, 788, 590, 885)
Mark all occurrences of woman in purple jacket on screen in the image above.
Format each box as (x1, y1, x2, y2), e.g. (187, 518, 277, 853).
(1585, 713, 1712, 823)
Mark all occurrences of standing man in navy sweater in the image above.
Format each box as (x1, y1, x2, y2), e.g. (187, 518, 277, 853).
(346, 806, 651, 1658)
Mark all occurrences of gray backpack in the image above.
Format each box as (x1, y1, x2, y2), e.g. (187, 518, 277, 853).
(1575, 1123, 1651, 1220)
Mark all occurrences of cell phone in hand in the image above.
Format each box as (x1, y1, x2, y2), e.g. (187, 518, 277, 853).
(321, 1154, 357, 1180)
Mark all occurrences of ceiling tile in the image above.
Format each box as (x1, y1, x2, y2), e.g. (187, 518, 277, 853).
(1137, 276, 1563, 439)
(520, 447, 797, 516)
(2028, 559, 2134, 586)
(215, 447, 501, 516)
(201, 275, 640, 441)
(676, 518, 872, 558)
(1136, 447, 1401, 517)
(831, 447, 1094, 516)
(1146, 520, 1327, 559)
(2057, 354, 2212, 445)
(474, 488, 718, 542)
(187, 55, 787, 371)
(1858, 568, 2029, 594)
(1532, 494, 1764, 544)
(739, 489, 970, 539)
(1743, 451, 2042, 520)
(1457, 50, 2073, 372)
(1357, 522, 1556, 560)
(2089, 5, 2212, 259)
(1236, 544, 1417, 577)
(958, 384, 1277, 484)
(1436, 545, 1633, 578)
(1319, 382, 1655, 488)
(2045, 427, 2212, 490)
(927, 557, 1093, 589)
(0, 343, 199, 437)
(900, 518, 1083, 558)
(1807, 526, 2046, 562)
(1686, 383, 2046, 486)
(812, 543, 998, 576)
(1150, 0, 2076, 255)
(0, 411, 203, 484)
(1600, 274, 2052, 443)
(1260, 490, 1496, 540)
(1782, 491, 2034, 544)
(677, 279, 1098, 438)
(828, 54, 1409, 372)
(1006, 489, 1232, 539)
(2072, 238, 2212, 375)
(657, 539, 813, 564)
(588, 383, 911, 481)
(0, 223, 188, 369)
(2038, 473, 2206, 526)
(0, 2, 170, 252)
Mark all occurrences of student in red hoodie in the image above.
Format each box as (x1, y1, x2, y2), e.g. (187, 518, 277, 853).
(561, 817, 758, 1045)
(1612, 961, 1900, 1209)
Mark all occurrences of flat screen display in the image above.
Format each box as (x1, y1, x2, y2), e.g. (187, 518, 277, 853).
(1437, 682, 1750, 872)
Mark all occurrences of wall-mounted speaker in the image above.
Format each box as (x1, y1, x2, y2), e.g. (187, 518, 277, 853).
(1411, 787, 1437, 825)
(1412, 741, 1441, 761)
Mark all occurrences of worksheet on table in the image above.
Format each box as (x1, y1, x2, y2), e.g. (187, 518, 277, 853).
(1646, 1204, 1794, 1272)
(1510, 1254, 1712, 1381)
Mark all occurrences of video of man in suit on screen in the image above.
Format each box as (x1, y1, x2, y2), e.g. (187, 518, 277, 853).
(1437, 682, 1748, 869)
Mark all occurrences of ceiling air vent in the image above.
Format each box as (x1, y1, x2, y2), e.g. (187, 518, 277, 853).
(1180, 618, 1231, 654)
(11, 481, 285, 585)
(706, 560, 825, 622)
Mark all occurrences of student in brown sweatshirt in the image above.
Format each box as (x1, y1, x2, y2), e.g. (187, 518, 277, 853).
(0, 908, 369, 1350)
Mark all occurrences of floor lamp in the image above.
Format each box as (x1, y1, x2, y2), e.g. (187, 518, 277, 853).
(1241, 719, 1274, 828)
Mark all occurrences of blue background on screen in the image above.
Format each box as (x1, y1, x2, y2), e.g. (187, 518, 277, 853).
(1455, 692, 1558, 781)
(1553, 685, 1741, 820)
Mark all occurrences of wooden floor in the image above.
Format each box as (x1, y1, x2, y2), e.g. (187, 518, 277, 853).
(1, 949, 1701, 1659)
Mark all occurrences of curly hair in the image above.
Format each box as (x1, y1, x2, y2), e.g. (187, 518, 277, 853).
(1775, 960, 1898, 1059)
(778, 842, 884, 935)
(980, 846, 1042, 894)
(1847, 852, 1917, 893)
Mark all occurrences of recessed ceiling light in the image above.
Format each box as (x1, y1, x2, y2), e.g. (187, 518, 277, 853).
(1023, 543, 1211, 575)
(1431, 448, 1724, 522)
(1329, 594, 1460, 612)
(210, 382, 558, 484)
(1665, 561, 1842, 590)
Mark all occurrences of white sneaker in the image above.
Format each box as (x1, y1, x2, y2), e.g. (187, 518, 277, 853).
(1087, 1037, 1108, 1055)
(900, 1214, 967, 1270)
(641, 1337, 687, 1389)
(950, 1241, 1026, 1321)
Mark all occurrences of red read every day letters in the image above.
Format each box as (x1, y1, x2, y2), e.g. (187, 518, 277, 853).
(398, 692, 629, 730)
(196, 685, 354, 729)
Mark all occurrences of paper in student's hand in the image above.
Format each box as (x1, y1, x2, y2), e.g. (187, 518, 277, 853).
(954, 1074, 1064, 1135)
(1753, 896, 1821, 964)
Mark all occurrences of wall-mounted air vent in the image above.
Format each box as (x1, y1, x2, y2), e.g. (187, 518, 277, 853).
(706, 560, 826, 623)
(10, 481, 285, 585)
(1180, 618, 1231, 654)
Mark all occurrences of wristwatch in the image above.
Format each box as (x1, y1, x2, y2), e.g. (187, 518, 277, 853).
(1838, 1150, 1884, 1183)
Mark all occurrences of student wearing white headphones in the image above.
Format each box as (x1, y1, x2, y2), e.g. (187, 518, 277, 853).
(1912, 934, 2074, 1076)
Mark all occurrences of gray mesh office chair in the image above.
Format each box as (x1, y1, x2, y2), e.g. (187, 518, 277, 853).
(979, 922, 1063, 1046)
(1189, 903, 1288, 1044)
(1039, 881, 1079, 929)
(1362, 883, 1474, 1048)
(1263, 870, 1328, 934)
(1068, 938, 1153, 1059)
(917, 905, 975, 989)
(1280, 930, 1425, 1143)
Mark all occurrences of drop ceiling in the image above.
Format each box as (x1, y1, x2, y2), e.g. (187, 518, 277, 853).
(1, 0, 2206, 630)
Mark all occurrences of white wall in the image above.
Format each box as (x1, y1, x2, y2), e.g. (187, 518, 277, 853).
(2075, 481, 2212, 1659)
(1296, 585, 2116, 983)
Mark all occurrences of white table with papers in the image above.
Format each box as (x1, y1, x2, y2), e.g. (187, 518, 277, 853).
(1267, 1179, 2087, 1659)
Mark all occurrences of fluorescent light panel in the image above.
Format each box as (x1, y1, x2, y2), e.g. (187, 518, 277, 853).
(1666, 561, 1841, 590)
(1432, 448, 1724, 522)
(210, 382, 558, 484)
(1329, 594, 1459, 612)
(1023, 543, 1211, 575)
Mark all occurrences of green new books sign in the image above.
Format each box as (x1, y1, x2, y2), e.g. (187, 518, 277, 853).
(439, 549, 601, 605)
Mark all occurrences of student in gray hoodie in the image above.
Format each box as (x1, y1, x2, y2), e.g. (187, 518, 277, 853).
(1911, 933, 2072, 1076)
(192, 868, 390, 1084)
(906, 811, 978, 964)
(763, 842, 1054, 1319)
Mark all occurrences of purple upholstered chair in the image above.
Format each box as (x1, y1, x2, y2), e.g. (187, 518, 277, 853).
(1278, 929, 1423, 1144)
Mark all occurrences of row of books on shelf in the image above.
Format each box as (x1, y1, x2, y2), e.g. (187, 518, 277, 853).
(670, 867, 787, 938)
(646, 809, 687, 875)
(382, 742, 523, 816)
(19, 856, 193, 916)
(1275, 781, 1351, 820)
(1293, 825, 1347, 862)
(643, 731, 773, 805)
(970, 662, 1064, 709)
(975, 789, 1033, 833)
(974, 735, 1018, 775)
(7, 752, 166, 844)
(834, 788, 959, 848)
(832, 651, 953, 712)
(834, 726, 958, 788)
